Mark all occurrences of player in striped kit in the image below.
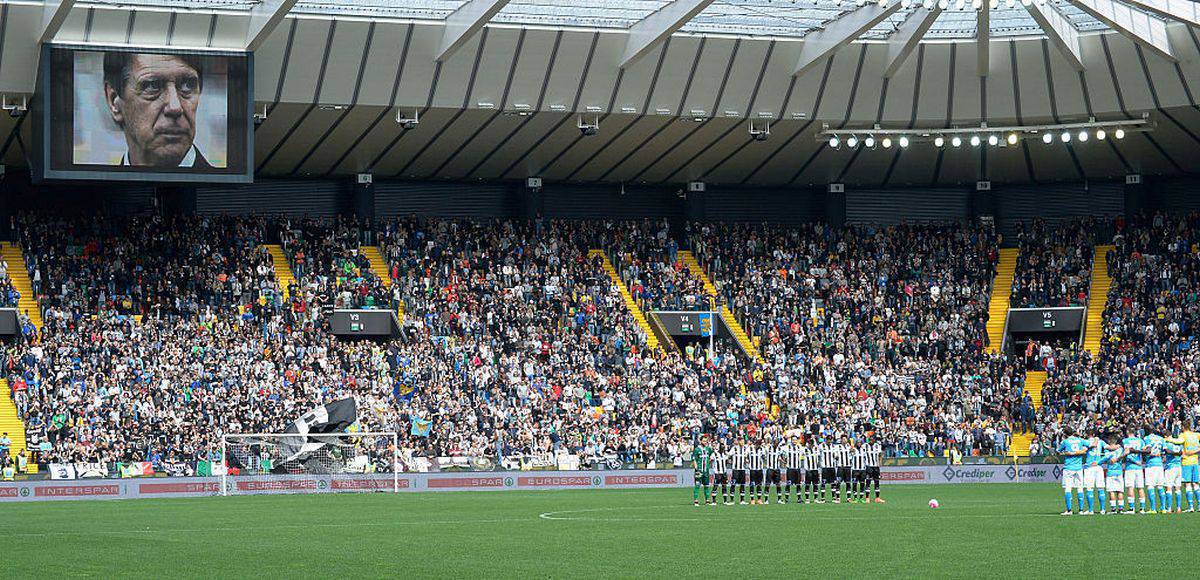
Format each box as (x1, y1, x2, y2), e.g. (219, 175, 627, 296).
(866, 439, 885, 503)
(850, 443, 869, 503)
(747, 439, 766, 505)
(764, 439, 785, 504)
(819, 439, 837, 503)
(783, 437, 806, 504)
(804, 439, 821, 504)
(731, 441, 748, 505)
(833, 437, 853, 504)
(711, 442, 731, 506)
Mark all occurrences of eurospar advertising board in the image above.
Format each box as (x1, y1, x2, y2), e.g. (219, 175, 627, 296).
(0, 466, 1064, 502)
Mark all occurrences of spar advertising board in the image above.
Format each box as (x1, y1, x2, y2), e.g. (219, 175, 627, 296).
(0, 465, 1065, 502)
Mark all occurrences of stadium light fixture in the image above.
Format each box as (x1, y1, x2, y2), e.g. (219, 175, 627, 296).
(882, 137, 893, 148)
(899, 136, 910, 148)
(847, 136, 859, 147)
(987, 134, 999, 146)
(970, 135, 981, 147)
(1007, 133, 1018, 145)
(934, 136, 945, 147)
(952, 136, 963, 147)
(864, 136, 876, 148)
(1077, 130, 1089, 142)
(1115, 128, 1126, 139)
(1042, 133, 1053, 144)
(1096, 129, 1106, 140)
(829, 136, 841, 148)
(1060, 131, 1071, 142)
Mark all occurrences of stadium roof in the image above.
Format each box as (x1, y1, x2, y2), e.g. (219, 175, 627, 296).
(76, 0, 1159, 42)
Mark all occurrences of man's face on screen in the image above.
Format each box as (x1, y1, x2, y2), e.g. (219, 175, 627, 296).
(106, 54, 200, 167)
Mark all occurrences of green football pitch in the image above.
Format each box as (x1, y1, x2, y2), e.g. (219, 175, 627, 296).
(3, 483, 1197, 578)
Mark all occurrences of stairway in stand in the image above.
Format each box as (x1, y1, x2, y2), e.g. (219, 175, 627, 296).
(677, 250, 762, 362)
(1083, 245, 1115, 356)
(360, 245, 404, 323)
(984, 248, 1019, 354)
(1024, 371, 1046, 410)
(0, 379, 27, 459)
(590, 250, 660, 353)
(0, 241, 42, 330)
(1010, 432, 1034, 458)
(263, 245, 295, 301)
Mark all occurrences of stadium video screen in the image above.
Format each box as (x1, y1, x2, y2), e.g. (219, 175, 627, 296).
(38, 45, 252, 183)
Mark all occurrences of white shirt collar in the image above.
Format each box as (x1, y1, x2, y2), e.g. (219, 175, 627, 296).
(121, 146, 197, 168)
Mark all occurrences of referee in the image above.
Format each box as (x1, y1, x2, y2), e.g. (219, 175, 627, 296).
(784, 437, 805, 504)
(819, 440, 837, 503)
(867, 439, 885, 503)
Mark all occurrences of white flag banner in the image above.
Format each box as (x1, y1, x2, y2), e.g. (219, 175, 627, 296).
(48, 463, 77, 480)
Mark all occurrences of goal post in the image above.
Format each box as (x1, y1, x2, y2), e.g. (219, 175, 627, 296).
(220, 431, 399, 495)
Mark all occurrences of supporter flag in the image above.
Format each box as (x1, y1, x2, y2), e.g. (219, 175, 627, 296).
(278, 398, 359, 462)
(411, 417, 432, 437)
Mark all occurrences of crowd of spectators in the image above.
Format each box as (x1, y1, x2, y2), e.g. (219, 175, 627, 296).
(1009, 218, 1099, 308)
(2, 211, 1198, 474)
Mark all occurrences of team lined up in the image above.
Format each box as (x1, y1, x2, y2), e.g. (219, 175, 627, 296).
(1058, 425, 1200, 515)
(692, 436, 885, 506)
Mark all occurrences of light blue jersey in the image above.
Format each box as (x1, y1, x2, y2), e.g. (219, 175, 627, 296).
(1166, 442, 1183, 469)
(1144, 434, 1166, 468)
(1123, 436, 1144, 470)
(1102, 448, 1125, 478)
(1084, 438, 1104, 468)
(1058, 436, 1087, 471)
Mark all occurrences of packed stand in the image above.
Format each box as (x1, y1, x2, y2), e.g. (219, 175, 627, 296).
(17, 214, 281, 318)
(280, 218, 397, 313)
(1009, 218, 1101, 309)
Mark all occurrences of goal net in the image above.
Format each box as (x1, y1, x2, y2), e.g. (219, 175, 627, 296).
(221, 431, 399, 495)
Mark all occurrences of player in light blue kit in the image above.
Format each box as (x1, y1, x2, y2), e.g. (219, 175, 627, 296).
(1057, 426, 1089, 515)
(1100, 439, 1126, 514)
(1164, 437, 1183, 514)
(1144, 427, 1166, 514)
(1123, 427, 1147, 514)
(1082, 433, 1107, 515)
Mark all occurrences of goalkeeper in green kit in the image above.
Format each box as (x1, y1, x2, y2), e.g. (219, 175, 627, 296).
(693, 434, 714, 506)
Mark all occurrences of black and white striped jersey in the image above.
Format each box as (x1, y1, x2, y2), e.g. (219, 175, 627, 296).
(850, 447, 869, 471)
(712, 449, 729, 473)
(747, 446, 765, 470)
(731, 446, 747, 470)
(784, 444, 806, 470)
(803, 445, 820, 471)
(819, 444, 837, 468)
(867, 443, 883, 467)
(832, 444, 852, 468)
(764, 445, 783, 470)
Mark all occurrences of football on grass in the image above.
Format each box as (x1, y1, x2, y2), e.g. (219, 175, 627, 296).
(929, 499, 940, 508)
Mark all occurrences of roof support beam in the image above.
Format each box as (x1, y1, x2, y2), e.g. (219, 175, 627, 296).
(1023, 1, 1086, 71)
(245, 0, 299, 51)
(436, 0, 512, 62)
(1117, 0, 1200, 27)
(883, 7, 942, 78)
(977, 5, 990, 76)
(620, 0, 716, 68)
(794, 0, 904, 77)
(39, 0, 75, 44)
(1065, 0, 1176, 61)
